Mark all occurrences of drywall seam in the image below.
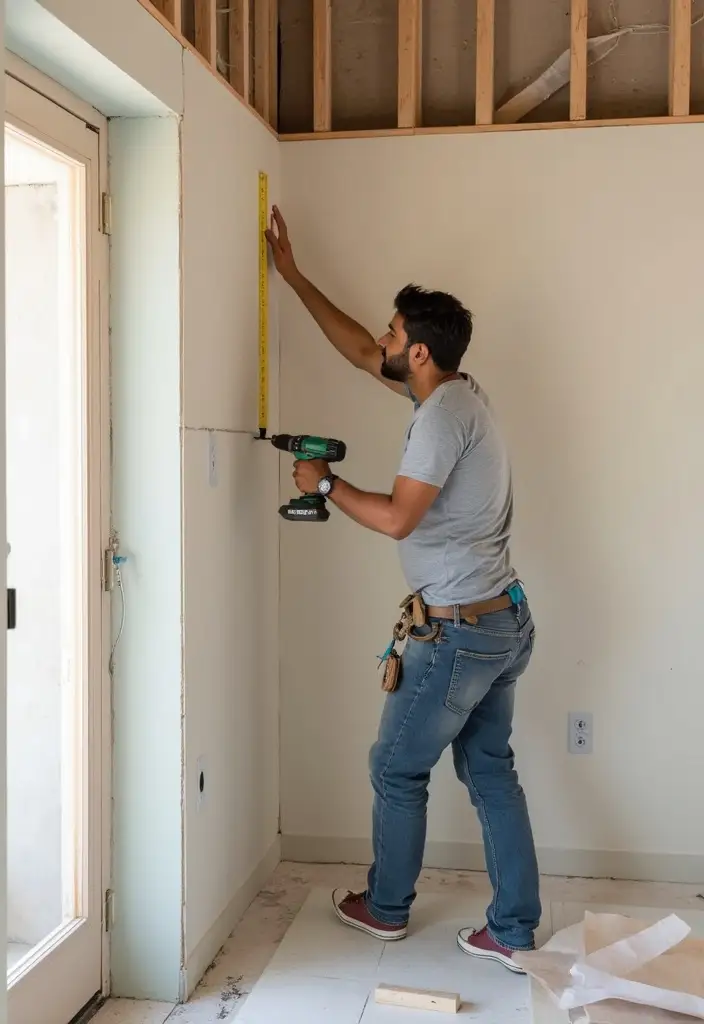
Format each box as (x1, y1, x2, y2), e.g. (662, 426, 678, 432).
(177, 84, 187, 988)
(281, 836, 704, 886)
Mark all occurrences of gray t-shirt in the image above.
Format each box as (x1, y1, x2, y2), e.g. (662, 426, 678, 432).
(397, 375, 515, 605)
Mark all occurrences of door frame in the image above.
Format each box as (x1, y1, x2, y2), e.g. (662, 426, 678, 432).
(4, 58, 112, 1012)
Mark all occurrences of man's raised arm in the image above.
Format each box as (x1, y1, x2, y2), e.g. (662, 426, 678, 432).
(265, 206, 405, 396)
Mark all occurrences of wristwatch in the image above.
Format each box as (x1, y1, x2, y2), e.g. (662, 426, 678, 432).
(317, 474, 337, 497)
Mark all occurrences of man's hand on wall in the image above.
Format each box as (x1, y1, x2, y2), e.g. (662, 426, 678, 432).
(266, 206, 300, 286)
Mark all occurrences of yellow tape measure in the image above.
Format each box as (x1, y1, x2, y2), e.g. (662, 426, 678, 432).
(257, 170, 269, 438)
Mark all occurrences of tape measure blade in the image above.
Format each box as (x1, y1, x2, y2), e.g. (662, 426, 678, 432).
(258, 171, 269, 435)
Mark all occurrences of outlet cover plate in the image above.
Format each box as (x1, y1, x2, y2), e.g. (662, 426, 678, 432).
(568, 712, 593, 755)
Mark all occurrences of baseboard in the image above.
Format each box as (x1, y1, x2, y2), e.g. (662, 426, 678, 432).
(281, 835, 704, 886)
(181, 836, 281, 1001)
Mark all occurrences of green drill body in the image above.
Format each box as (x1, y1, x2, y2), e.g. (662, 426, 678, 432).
(270, 434, 347, 521)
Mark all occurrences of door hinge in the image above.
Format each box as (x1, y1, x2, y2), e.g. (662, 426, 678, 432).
(103, 548, 115, 592)
(104, 889, 115, 932)
(101, 193, 112, 235)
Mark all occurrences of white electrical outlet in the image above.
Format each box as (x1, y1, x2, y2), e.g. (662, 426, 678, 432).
(568, 712, 593, 755)
(208, 431, 218, 488)
(196, 755, 207, 811)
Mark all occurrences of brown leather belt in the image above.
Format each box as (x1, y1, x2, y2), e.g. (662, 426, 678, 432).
(426, 594, 512, 626)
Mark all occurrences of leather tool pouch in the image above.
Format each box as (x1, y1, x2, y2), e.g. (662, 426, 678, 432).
(397, 592, 440, 643)
(412, 593, 426, 628)
(381, 649, 401, 693)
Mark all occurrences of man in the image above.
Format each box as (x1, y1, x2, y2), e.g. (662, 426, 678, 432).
(266, 207, 540, 973)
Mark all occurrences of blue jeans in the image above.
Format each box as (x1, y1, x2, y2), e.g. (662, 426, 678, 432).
(366, 600, 540, 951)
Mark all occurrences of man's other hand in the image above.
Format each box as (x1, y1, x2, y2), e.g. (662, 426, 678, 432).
(293, 458, 330, 494)
(265, 206, 300, 286)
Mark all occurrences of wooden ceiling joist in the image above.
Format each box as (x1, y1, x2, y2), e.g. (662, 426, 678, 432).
(669, 0, 692, 117)
(313, 0, 332, 132)
(397, 0, 422, 129)
(152, 0, 182, 33)
(254, 0, 279, 128)
(194, 0, 217, 68)
(475, 0, 495, 126)
(228, 1, 250, 101)
(570, 0, 588, 121)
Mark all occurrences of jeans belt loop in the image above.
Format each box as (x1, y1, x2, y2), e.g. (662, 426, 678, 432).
(453, 604, 461, 628)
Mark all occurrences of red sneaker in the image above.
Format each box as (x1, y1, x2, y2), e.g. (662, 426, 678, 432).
(332, 890, 408, 941)
(456, 925, 527, 974)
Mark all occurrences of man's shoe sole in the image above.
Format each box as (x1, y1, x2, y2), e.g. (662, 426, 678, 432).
(332, 893, 407, 942)
(456, 933, 526, 974)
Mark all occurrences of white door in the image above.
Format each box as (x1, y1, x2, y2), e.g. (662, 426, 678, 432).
(4, 70, 110, 1024)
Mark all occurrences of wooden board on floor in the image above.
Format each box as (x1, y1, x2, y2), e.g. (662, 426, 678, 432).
(375, 983, 460, 1014)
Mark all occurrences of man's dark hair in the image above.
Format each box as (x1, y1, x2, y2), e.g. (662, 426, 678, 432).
(394, 284, 473, 373)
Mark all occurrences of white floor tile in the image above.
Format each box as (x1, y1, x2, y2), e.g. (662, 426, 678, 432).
(262, 888, 385, 981)
(91, 1000, 175, 1024)
(236, 890, 538, 1023)
(93, 867, 704, 1024)
(235, 975, 371, 1024)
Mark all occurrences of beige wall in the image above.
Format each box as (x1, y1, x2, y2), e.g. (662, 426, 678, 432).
(181, 50, 281, 985)
(279, 124, 704, 880)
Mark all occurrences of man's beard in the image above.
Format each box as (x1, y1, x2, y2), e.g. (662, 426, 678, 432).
(380, 348, 411, 383)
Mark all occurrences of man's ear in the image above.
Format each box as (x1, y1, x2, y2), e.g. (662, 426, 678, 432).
(412, 343, 431, 367)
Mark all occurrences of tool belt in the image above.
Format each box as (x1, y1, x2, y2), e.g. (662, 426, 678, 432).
(380, 588, 521, 693)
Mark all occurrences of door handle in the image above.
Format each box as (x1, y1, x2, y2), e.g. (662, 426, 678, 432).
(7, 588, 16, 630)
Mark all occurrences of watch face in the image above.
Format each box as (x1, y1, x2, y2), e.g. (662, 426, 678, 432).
(318, 476, 332, 496)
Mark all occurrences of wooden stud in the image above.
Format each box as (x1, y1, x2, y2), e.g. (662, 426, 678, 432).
(268, 0, 278, 128)
(397, 0, 422, 129)
(313, 0, 332, 132)
(375, 984, 460, 1014)
(254, 0, 271, 122)
(195, 0, 217, 68)
(228, 0, 250, 98)
(475, 0, 495, 126)
(570, 0, 588, 121)
(668, 0, 692, 117)
(151, 0, 182, 32)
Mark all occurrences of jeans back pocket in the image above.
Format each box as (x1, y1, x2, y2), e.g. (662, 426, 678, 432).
(445, 648, 514, 716)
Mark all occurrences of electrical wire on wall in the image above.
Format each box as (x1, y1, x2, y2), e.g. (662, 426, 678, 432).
(108, 531, 128, 677)
(213, 4, 283, 118)
(109, 557, 127, 677)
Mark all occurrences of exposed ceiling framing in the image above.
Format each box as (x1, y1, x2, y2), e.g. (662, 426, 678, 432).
(138, 0, 704, 139)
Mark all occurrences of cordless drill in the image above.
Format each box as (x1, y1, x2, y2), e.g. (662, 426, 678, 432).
(271, 434, 347, 522)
